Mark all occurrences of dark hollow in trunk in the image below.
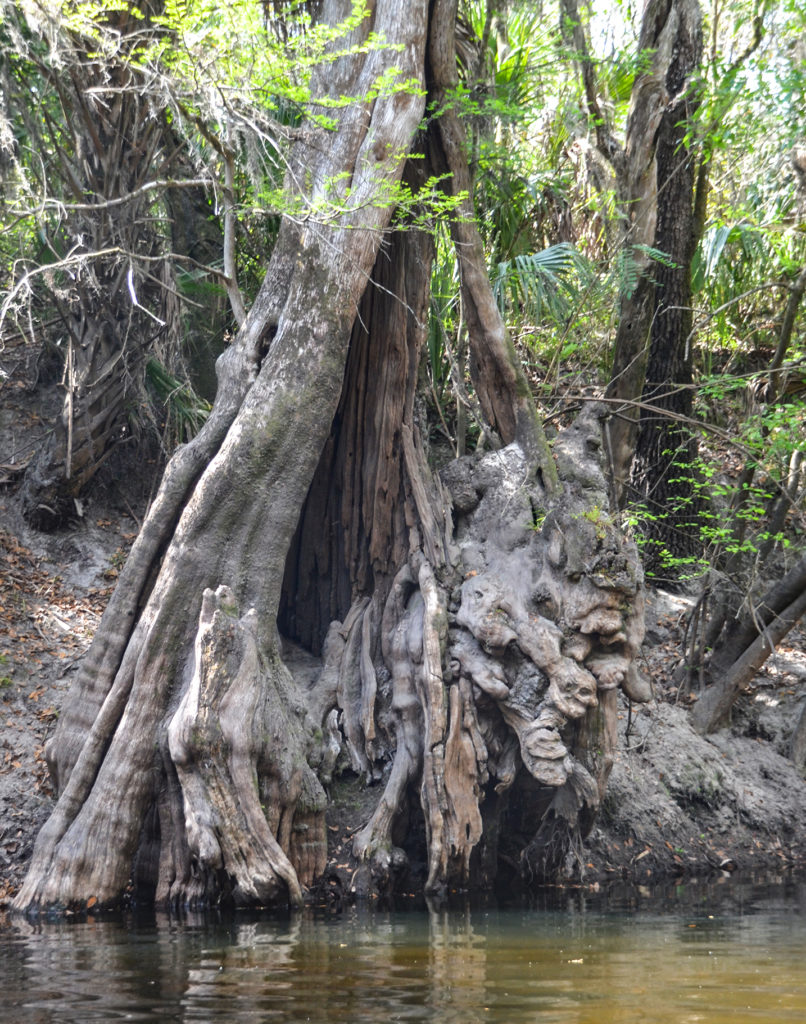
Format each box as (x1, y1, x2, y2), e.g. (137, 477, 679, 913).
(14, 0, 648, 915)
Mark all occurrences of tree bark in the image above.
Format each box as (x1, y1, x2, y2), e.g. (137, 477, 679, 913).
(603, 0, 703, 504)
(691, 570, 806, 735)
(629, 45, 703, 578)
(14, 1, 646, 914)
(687, 554, 806, 737)
(15, 0, 432, 911)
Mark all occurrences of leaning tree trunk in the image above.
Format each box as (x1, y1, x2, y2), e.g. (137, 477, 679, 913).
(690, 555, 806, 735)
(15, 0, 647, 914)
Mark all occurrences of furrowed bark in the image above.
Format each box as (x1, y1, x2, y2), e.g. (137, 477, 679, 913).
(167, 587, 323, 906)
(16, 1, 647, 914)
(15, 0, 430, 913)
(604, 0, 703, 504)
(629, 42, 703, 575)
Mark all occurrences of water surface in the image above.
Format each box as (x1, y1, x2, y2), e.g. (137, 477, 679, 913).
(2, 878, 805, 1023)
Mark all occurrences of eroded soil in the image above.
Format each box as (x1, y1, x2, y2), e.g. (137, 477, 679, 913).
(1, 348, 805, 906)
(584, 590, 806, 882)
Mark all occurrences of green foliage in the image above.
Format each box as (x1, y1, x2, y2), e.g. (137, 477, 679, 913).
(0, 651, 11, 688)
(145, 357, 211, 444)
(576, 503, 611, 541)
(460, 2, 584, 263)
(3, 0, 462, 460)
(596, 41, 652, 107)
(427, 231, 460, 397)
(626, 389, 806, 581)
(65, 0, 388, 121)
(3, 0, 806, 574)
(691, 221, 800, 356)
(615, 244, 678, 300)
(492, 242, 593, 326)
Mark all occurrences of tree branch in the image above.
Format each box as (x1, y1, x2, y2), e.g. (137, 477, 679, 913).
(559, 0, 624, 171)
(691, 582, 806, 735)
(14, 178, 213, 214)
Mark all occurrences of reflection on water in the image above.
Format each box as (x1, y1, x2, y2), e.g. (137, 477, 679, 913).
(2, 879, 806, 1023)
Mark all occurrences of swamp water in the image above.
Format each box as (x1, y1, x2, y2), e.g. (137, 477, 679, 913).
(1, 878, 805, 1023)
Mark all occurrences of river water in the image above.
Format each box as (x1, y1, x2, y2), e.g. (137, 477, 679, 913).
(1, 878, 805, 1023)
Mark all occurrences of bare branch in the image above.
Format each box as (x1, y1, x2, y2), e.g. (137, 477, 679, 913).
(559, 0, 625, 172)
(9, 177, 213, 215)
(222, 121, 247, 328)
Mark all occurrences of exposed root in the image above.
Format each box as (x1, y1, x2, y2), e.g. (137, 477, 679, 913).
(343, 406, 647, 892)
(521, 765, 599, 882)
(167, 586, 327, 907)
(352, 566, 423, 862)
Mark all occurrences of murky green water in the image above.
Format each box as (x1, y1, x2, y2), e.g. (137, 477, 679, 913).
(2, 879, 805, 1023)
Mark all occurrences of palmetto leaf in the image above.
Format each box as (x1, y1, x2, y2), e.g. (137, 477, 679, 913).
(492, 242, 591, 324)
(614, 244, 676, 300)
(692, 222, 769, 295)
(145, 357, 211, 443)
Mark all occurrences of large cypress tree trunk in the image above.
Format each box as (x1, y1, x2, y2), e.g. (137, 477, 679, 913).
(14, 0, 646, 914)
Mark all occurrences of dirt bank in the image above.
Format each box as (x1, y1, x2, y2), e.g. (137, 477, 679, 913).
(583, 590, 806, 883)
(0, 504, 139, 903)
(2, 510, 804, 907)
(2, 352, 805, 904)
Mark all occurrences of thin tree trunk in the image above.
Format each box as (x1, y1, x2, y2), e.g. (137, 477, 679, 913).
(707, 554, 806, 681)
(691, 578, 806, 735)
(429, 0, 559, 484)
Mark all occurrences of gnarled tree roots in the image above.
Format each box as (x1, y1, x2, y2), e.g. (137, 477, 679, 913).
(322, 408, 647, 899)
(16, 407, 647, 913)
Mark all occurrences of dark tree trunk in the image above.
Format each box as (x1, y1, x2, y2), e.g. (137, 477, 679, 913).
(629, 55, 702, 579)
(14, 0, 646, 914)
(603, 0, 703, 504)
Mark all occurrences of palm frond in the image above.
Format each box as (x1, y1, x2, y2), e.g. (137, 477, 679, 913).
(492, 242, 592, 325)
